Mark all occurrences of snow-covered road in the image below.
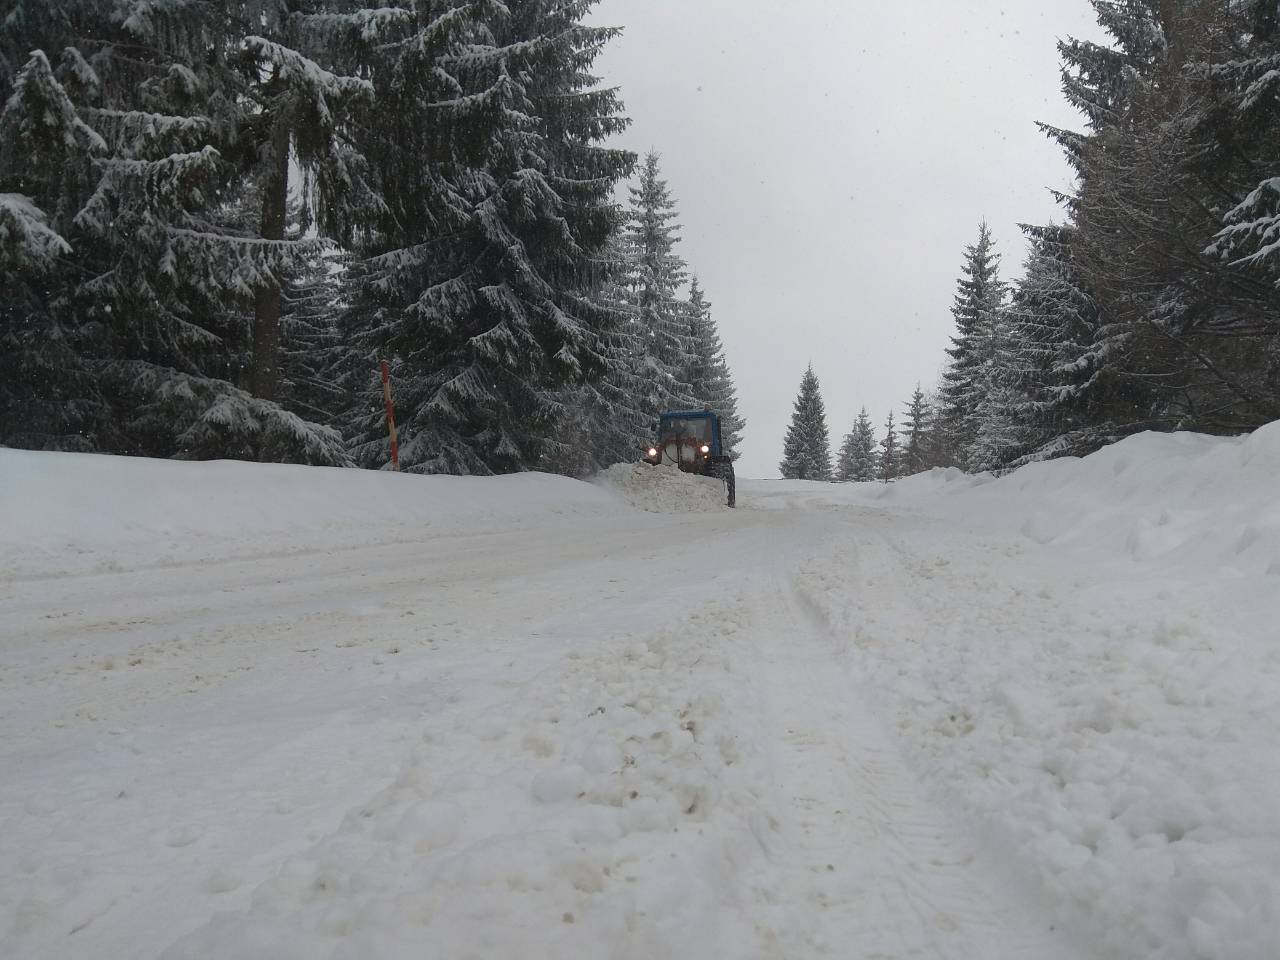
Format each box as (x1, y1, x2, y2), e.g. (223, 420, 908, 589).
(3, 430, 1279, 959)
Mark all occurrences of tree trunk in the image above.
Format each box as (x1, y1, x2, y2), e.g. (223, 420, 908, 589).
(251, 124, 290, 402)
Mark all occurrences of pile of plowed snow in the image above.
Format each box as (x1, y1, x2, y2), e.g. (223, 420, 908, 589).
(594, 462, 728, 513)
(871, 420, 1280, 578)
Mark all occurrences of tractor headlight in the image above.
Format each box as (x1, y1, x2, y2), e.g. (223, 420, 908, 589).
(648, 447, 658, 458)
(701, 445, 710, 454)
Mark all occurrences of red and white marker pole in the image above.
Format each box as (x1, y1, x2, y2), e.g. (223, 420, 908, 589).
(380, 360, 400, 472)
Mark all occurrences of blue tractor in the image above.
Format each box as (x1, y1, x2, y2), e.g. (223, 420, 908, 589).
(643, 410, 736, 508)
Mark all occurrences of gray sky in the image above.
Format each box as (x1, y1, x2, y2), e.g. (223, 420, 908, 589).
(587, 0, 1108, 479)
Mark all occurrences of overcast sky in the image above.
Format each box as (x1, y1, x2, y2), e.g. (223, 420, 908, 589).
(587, 0, 1109, 479)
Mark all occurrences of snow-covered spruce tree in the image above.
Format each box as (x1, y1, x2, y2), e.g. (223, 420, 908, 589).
(277, 245, 354, 429)
(0, 1, 82, 90)
(1053, 0, 1167, 135)
(780, 365, 832, 481)
(325, 5, 479, 473)
(939, 221, 1006, 469)
(972, 220, 1146, 472)
(622, 151, 696, 421)
(1202, 2, 1280, 406)
(548, 235, 651, 477)
(499, 0, 639, 475)
(0, 45, 108, 450)
(968, 301, 1035, 473)
(836, 408, 877, 483)
(0, 2, 358, 462)
(900, 385, 933, 476)
(234, 24, 379, 404)
(683, 278, 745, 458)
(1022, 6, 1169, 459)
(922, 383, 963, 468)
(1215, 178, 1280, 280)
(339, 1, 635, 475)
(878, 410, 902, 482)
(1035, 0, 1280, 444)
(997, 224, 1129, 465)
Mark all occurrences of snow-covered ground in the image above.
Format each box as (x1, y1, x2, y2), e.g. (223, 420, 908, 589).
(2, 427, 1278, 959)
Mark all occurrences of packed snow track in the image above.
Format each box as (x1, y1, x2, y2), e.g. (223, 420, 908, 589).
(3, 432, 1279, 959)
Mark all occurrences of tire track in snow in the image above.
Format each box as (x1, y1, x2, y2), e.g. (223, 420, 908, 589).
(747, 553, 1086, 960)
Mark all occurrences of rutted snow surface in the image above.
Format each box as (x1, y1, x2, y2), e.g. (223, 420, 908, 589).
(2, 425, 1279, 959)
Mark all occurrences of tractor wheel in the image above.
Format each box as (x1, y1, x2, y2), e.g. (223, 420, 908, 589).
(706, 458, 735, 508)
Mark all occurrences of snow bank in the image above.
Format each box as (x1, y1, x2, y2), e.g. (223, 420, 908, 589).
(0, 449, 619, 577)
(594, 462, 728, 513)
(793, 421, 1280, 960)
(872, 421, 1280, 577)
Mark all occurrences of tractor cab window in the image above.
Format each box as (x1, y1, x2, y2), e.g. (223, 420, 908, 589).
(660, 418, 711, 443)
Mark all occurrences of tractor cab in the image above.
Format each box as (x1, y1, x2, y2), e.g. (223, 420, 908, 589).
(648, 411, 722, 467)
(643, 410, 736, 507)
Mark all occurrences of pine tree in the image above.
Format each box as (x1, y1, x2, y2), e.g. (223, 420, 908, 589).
(1206, 2, 1280, 292)
(0, 46, 107, 449)
(997, 224, 1126, 464)
(547, 236, 650, 477)
(836, 409, 878, 482)
(1214, 178, 1280, 277)
(0, 2, 359, 462)
(1053, 1, 1165, 133)
(326, 5, 486, 472)
(236, 24, 379, 404)
(780, 365, 832, 481)
(278, 245, 353, 429)
(940, 221, 1007, 468)
(900, 385, 933, 476)
(1027, 0, 1280, 450)
(878, 410, 902, 482)
(623, 151, 695, 421)
(922, 384, 963, 467)
(968, 305, 1030, 473)
(339, 1, 636, 475)
(683, 278, 745, 458)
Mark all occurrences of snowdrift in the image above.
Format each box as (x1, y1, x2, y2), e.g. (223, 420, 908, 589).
(875, 421, 1280, 577)
(789, 420, 1280, 960)
(593, 461, 729, 513)
(0, 450, 619, 577)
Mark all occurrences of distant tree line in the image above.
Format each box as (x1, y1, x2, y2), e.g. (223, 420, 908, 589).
(936, 0, 1280, 473)
(0, 1, 743, 476)
(778, 367, 933, 483)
